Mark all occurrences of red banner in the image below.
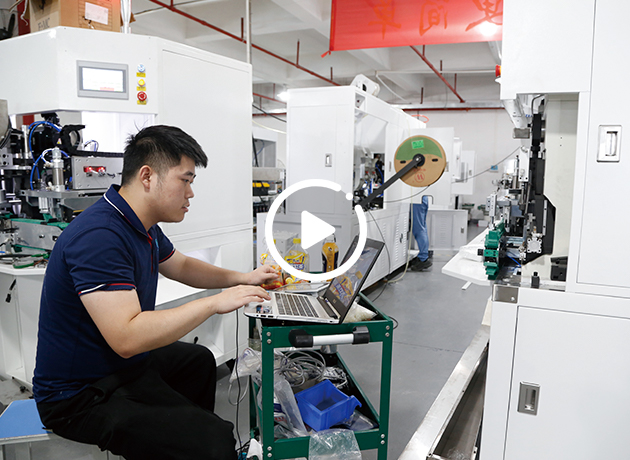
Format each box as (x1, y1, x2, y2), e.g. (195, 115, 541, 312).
(329, 0, 502, 51)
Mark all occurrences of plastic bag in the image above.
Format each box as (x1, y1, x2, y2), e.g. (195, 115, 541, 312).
(260, 253, 284, 290)
(308, 429, 362, 460)
(284, 238, 309, 285)
(246, 438, 263, 459)
(260, 237, 284, 290)
(230, 347, 262, 385)
(273, 373, 308, 437)
(333, 409, 378, 432)
(274, 424, 298, 439)
(343, 300, 377, 323)
(230, 345, 287, 384)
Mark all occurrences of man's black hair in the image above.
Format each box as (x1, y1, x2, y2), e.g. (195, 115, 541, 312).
(121, 125, 208, 186)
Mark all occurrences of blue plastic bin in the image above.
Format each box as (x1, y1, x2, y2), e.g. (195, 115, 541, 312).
(295, 379, 361, 431)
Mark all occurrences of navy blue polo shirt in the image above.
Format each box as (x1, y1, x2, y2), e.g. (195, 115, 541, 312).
(33, 185, 175, 403)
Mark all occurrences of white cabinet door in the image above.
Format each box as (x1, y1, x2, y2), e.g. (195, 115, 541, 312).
(500, 0, 594, 99)
(159, 50, 252, 239)
(504, 307, 630, 459)
(575, 0, 630, 290)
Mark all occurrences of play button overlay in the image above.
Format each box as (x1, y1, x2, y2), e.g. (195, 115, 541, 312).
(301, 211, 335, 250)
(265, 179, 367, 283)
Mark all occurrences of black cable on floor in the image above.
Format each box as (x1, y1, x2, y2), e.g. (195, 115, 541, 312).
(369, 280, 388, 303)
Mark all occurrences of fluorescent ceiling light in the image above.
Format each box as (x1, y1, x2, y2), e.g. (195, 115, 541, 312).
(479, 21, 500, 38)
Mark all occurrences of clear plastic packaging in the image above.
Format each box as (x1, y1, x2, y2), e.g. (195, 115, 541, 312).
(342, 300, 377, 323)
(273, 373, 308, 437)
(308, 429, 362, 460)
(284, 238, 309, 284)
(333, 409, 378, 432)
(260, 238, 284, 290)
(230, 347, 262, 385)
(246, 438, 263, 459)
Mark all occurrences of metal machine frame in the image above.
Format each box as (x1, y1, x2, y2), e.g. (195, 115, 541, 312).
(249, 293, 393, 460)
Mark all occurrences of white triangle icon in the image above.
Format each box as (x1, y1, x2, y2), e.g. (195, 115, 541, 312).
(301, 211, 335, 250)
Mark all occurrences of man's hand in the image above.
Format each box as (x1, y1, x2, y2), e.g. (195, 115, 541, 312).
(210, 285, 271, 315)
(244, 265, 280, 286)
(160, 250, 282, 290)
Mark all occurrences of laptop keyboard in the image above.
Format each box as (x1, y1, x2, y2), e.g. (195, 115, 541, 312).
(276, 293, 318, 318)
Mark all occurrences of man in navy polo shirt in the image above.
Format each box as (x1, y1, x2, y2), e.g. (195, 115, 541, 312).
(33, 125, 277, 460)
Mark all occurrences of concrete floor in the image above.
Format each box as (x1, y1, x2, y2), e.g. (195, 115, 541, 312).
(4, 224, 491, 460)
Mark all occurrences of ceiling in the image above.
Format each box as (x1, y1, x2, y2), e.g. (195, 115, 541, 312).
(129, 0, 502, 112)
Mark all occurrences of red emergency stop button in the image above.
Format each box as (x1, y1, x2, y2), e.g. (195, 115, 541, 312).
(495, 65, 501, 78)
(137, 91, 147, 102)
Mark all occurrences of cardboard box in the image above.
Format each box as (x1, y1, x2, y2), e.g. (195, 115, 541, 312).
(28, 0, 121, 33)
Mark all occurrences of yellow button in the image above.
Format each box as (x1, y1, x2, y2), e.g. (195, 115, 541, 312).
(138, 79, 146, 87)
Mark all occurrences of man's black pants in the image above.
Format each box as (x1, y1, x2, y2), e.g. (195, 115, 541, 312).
(37, 342, 237, 460)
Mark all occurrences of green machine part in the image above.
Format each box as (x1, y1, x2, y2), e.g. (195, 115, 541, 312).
(11, 216, 69, 229)
(484, 221, 505, 280)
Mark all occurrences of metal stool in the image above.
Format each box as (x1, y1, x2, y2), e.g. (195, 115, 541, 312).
(0, 399, 120, 460)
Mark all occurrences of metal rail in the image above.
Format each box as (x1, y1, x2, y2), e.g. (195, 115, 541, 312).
(147, 0, 339, 86)
(410, 46, 466, 103)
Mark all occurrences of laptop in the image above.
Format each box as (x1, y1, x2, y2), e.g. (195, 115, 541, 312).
(244, 237, 384, 324)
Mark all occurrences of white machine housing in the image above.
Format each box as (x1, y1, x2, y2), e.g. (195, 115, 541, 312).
(479, 1, 630, 458)
(0, 27, 253, 383)
(268, 86, 418, 284)
(267, 86, 464, 285)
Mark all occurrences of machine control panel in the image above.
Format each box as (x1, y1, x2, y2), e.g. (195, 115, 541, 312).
(136, 63, 148, 105)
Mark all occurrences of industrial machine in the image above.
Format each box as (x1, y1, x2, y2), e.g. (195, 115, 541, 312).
(481, 102, 566, 281)
(0, 27, 253, 384)
(480, 1, 630, 457)
(0, 104, 123, 253)
(261, 83, 462, 286)
(404, 1, 630, 459)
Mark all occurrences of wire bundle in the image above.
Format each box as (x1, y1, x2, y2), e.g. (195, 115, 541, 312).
(275, 350, 326, 388)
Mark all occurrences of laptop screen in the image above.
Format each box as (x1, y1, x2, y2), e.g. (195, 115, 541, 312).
(323, 237, 384, 319)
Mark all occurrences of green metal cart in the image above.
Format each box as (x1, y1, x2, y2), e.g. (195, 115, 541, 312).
(249, 292, 393, 459)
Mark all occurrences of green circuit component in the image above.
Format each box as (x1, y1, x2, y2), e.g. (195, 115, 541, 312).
(485, 221, 505, 249)
(483, 221, 505, 280)
(484, 261, 500, 280)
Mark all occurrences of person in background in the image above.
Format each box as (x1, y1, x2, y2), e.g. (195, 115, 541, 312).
(33, 125, 278, 460)
(409, 195, 433, 271)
